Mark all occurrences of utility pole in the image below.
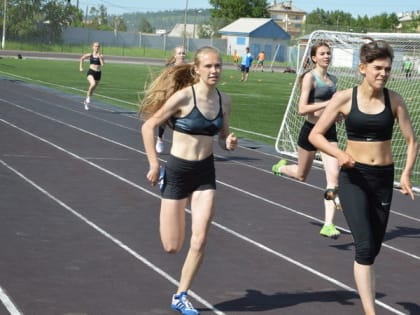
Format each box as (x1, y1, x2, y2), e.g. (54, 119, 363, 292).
(2, 0, 7, 49)
(183, 0, 188, 49)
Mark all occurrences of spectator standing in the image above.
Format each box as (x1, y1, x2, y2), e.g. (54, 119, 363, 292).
(403, 58, 413, 79)
(240, 47, 253, 82)
(253, 50, 265, 72)
(233, 49, 239, 67)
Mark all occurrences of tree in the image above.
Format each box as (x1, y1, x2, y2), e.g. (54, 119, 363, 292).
(197, 24, 213, 39)
(42, 1, 83, 42)
(6, 0, 42, 40)
(400, 13, 420, 32)
(112, 16, 127, 32)
(138, 17, 154, 33)
(306, 9, 353, 32)
(5, 0, 82, 41)
(306, 8, 402, 33)
(88, 5, 109, 30)
(210, 0, 269, 21)
(209, 0, 269, 36)
(369, 13, 399, 32)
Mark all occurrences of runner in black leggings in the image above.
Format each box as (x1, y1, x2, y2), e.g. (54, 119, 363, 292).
(309, 39, 418, 315)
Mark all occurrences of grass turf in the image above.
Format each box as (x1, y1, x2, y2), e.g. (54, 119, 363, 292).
(0, 57, 297, 147)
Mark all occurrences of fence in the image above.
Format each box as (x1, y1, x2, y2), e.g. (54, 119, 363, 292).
(62, 27, 227, 54)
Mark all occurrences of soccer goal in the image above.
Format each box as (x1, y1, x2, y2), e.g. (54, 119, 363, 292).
(275, 30, 420, 191)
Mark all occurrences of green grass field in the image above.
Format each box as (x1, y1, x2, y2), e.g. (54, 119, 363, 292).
(0, 57, 297, 146)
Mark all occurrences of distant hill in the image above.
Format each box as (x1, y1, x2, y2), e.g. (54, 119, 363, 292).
(119, 9, 211, 32)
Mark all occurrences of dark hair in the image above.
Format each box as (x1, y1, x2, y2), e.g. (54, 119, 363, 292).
(360, 39, 394, 64)
(299, 40, 331, 86)
(309, 40, 330, 62)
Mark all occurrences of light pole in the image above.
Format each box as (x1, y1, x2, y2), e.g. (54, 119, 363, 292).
(182, 0, 188, 49)
(193, 9, 202, 39)
(1, 0, 6, 49)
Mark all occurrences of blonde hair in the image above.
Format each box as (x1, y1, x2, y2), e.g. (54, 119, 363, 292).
(139, 46, 221, 121)
(166, 46, 185, 66)
(139, 64, 196, 120)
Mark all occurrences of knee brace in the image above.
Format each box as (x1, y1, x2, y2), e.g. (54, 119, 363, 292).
(324, 187, 342, 211)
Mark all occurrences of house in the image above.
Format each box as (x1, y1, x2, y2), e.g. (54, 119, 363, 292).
(218, 18, 291, 62)
(397, 10, 420, 31)
(268, 1, 307, 37)
(169, 23, 197, 38)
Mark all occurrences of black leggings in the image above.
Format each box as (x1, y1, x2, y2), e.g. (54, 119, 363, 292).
(339, 162, 394, 265)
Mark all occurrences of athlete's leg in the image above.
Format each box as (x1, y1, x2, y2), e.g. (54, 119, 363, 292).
(177, 189, 215, 293)
(159, 198, 188, 253)
(279, 147, 316, 181)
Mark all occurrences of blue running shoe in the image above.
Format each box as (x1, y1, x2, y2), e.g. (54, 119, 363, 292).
(171, 291, 199, 315)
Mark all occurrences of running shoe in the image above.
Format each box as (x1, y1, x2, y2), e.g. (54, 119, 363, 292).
(171, 292, 199, 315)
(155, 139, 164, 153)
(320, 224, 341, 239)
(272, 159, 287, 175)
(83, 99, 89, 111)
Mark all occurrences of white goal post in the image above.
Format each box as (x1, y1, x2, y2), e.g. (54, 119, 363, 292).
(275, 30, 420, 191)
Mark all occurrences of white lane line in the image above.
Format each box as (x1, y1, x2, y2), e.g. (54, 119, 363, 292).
(1, 99, 419, 260)
(0, 120, 409, 315)
(1, 71, 276, 140)
(0, 286, 23, 315)
(218, 182, 420, 261)
(0, 159, 225, 315)
(0, 71, 137, 107)
(212, 222, 406, 315)
(28, 95, 140, 131)
(3, 96, 419, 222)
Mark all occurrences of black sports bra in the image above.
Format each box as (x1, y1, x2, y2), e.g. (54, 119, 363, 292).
(345, 87, 394, 142)
(308, 71, 337, 103)
(89, 54, 101, 66)
(170, 86, 224, 136)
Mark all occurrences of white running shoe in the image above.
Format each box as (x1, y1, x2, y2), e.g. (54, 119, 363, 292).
(83, 99, 89, 110)
(155, 139, 164, 153)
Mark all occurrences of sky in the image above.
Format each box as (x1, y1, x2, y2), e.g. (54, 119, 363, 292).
(78, 0, 419, 17)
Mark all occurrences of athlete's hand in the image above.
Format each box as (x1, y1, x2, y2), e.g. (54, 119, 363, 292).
(337, 151, 355, 169)
(399, 173, 415, 200)
(226, 133, 237, 150)
(146, 166, 159, 186)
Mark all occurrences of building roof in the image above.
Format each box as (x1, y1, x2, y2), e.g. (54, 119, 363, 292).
(218, 18, 290, 40)
(169, 23, 195, 37)
(268, 1, 306, 14)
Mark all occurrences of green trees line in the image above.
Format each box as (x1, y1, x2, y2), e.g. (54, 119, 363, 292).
(1, 0, 418, 44)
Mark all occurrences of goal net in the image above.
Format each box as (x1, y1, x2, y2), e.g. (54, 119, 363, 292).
(275, 30, 420, 191)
